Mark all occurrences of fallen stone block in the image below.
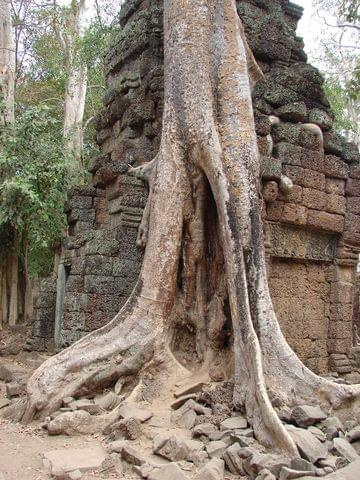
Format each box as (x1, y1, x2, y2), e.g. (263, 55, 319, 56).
(347, 426, 360, 443)
(194, 458, 224, 480)
(285, 425, 327, 463)
(0, 359, 30, 383)
(192, 423, 217, 437)
(291, 405, 327, 427)
(153, 434, 204, 462)
(47, 410, 93, 436)
(0, 398, 10, 409)
(220, 416, 247, 430)
(279, 466, 315, 479)
(243, 452, 291, 479)
(148, 463, 189, 480)
(206, 440, 228, 458)
(171, 394, 198, 410)
(290, 458, 316, 473)
(118, 402, 153, 423)
(172, 399, 210, 429)
(255, 469, 276, 480)
(326, 458, 360, 479)
(174, 381, 205, 398)
(223, 444, 252, 475)
(317, 455, 347, 471)
(307, 426, 326, 442)
(108, 416, 142, 440)
(5, 382, 26, 398)
(121, 444, 147, 466)
(331, 437, 359, 462)
(43, 447, 107, 476)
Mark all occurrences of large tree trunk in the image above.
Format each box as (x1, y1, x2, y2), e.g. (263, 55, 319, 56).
(6, 0, 360, 456)
(62, 0, 89, 169)
(0, 0, 15, 125)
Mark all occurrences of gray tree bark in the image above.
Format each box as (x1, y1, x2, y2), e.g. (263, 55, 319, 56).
(62, 0, 90, 168)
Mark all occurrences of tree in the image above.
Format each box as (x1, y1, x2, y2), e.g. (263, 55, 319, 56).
(0, 0, 15, 124)
(59, 0, 91, 169)
(5, 0, 360, 455)
(313, 0, 359, 143)
(0, 0, 17, 328)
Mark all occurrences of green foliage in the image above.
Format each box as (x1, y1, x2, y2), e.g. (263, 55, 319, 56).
(312, 0, 359, 143)
(1, 1, 118, 277)
(339, 0, 359, 23)
(0, 105, 77, 276)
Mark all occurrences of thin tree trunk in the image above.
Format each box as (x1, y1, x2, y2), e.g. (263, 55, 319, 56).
(23, 230, 32, 323)
(8, 234, 19, 326)
(0, 0, 15, 125)
(62, 0, 89, 169)
(4, 0, 360, 456)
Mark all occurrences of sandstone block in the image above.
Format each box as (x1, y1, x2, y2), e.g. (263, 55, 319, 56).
(193, 423, 217, 437)
(347, 197, 360, 215)
(281, 203, 308, 226)
(327, 338, 351, 354)
(256, 469, 276, 480)
(325, 178, 345, 195)
(194, 458, 224, 480)
(346, 179, 360, 196)
(328, 322, 352, 339)
(279, 467, 315, 479)
(322, 458, 360, 479)
(302, 188, 326, 210)
(273, 142, 302, 166)
(0, 398, 10, 409)
(43, 447, 107, 475)
(285, 425, 327, 463)
(302, 169, 326, 190)
(301, 150, 324, 172)
(324, 155, 349, 179)
(331, 437, 359, 462)
(330, 304, 353, 322)
(118, 403, 153, 422)
(223, 443, 249, 475)
(220, 416, 248, 430)
(307, 210, 344, 233)
(308, 108, 333, 130)
(275, 102, 308, 123)
(266, 201, 284, 221)
(343, 142, 360, 164)
(283, 165, 305, 185)
(347, 426, 360, 443)
(206, 441, 228, 458)
(121, 444, 147, 466)
(330, 281, 353, 304)
(350, 165, 360, 179)
(243, 452, 291, 478)
(290, 405, 327, 427)
(326, 194, 346, 215)
(148, 463, 189, 480)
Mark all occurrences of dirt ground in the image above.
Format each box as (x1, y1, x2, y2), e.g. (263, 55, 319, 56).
(0, 418, 109, 480)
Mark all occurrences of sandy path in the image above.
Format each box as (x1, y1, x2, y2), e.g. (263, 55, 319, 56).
(0, 418, 107, 480)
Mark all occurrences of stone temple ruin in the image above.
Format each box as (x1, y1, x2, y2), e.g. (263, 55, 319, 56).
(28, 0, 360, 378)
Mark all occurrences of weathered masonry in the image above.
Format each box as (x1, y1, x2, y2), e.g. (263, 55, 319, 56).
(28, 0, 360, 376)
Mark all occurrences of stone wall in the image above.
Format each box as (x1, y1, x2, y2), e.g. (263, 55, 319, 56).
(28, 0, 360, 376)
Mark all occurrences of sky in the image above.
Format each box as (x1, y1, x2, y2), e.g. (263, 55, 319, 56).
(296, 0, 317, 50)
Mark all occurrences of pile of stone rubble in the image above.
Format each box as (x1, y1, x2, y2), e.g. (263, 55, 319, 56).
(1, 359, 360, 480)
(42, 388, 360, 479)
